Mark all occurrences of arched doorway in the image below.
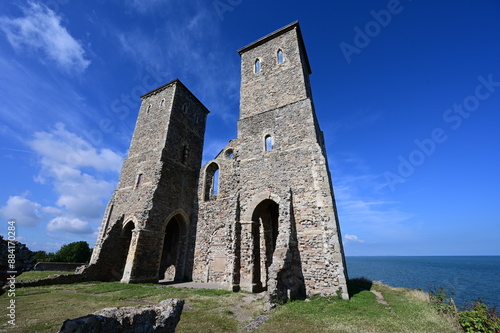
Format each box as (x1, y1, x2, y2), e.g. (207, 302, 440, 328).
(251, 199, 279, 292)
(159, 215, 184, 281)
(117, 221, 134, 280)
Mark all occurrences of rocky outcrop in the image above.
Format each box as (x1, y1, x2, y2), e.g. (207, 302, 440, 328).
(58, 299, 184, 333)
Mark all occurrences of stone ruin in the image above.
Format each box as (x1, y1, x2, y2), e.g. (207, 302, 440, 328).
(82, 21, 349, 304)
(0, 235, 35, 295)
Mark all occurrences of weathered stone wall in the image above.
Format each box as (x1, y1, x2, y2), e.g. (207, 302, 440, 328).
(0, 236, 35, 274)
(0, 236, 35, 294)
(85, 79, 208, 284)
(34, 262, 85, 271)
(239, 23, 311, 119)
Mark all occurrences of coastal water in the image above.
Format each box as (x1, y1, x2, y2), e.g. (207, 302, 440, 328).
(346, 256, 500, 309)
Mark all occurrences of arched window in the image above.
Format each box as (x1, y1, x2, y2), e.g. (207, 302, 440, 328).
(160, 98, 165, 107)
(265, 135, 273, 151)
(204, 163, 220, 200)
(255, 59, 261, 73)
(277, 50, 284, 64)
(147, 104, 152, 113)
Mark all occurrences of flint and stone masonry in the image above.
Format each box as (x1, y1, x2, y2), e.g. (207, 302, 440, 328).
(85, 21, 349, 302)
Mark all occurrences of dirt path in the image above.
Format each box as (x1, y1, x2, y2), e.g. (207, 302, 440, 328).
(370, 289, 392, 310)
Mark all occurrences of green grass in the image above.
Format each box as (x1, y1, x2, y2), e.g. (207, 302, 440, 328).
(258, 282, 461, 333)
(16, 270, 75, 281)
(0, 279, 462, 333)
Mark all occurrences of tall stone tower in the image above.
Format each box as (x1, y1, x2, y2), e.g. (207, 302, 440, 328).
(193, 21, 348, 302)
(86, 79, 209, 283)
(85, 21, 348, 303)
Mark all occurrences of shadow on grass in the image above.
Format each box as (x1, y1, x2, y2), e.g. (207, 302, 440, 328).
(348, 277, 373, 298)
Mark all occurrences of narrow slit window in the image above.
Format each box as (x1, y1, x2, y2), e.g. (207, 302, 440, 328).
(182, 145, 189, 164)
(160, 98, 165, 107)
(265, 135, 273, 151)
(135, 174, 143, 188)
(147, 104, 152, 113)
(255, 59, 261, 73)
(277, 50, 284, 64)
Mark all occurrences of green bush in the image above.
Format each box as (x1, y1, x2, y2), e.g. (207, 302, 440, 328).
(52, 241, 92, 263)
(429, 286, 457, 315)
(458, 299, 500, 333)
(32, 250, 56, 262)
(429, 287, 500, 332)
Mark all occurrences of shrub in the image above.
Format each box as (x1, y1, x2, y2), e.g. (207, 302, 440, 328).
(429, 287, 500, 332)
(52, 241, 92, 263)
(458, 299, 500, 333)
(429, 286, 457, 315)
(32, 250, 56, 262)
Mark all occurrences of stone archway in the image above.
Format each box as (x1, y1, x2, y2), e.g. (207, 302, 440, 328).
(251, 199, 279, 292)
(159, 214, 188, 281)
(118, 221, 134, 281)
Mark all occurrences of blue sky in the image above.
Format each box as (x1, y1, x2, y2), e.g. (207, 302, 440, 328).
(0, 0, 499, 256)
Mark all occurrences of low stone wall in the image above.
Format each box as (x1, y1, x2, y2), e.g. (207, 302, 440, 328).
(34, 262, 86, 271)
(15, 273, 87, 288)
(59, 299, 184, 333)
(6, 264, 107, 291)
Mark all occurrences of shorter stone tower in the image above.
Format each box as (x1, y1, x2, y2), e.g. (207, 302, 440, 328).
(85, 79, 209, 283)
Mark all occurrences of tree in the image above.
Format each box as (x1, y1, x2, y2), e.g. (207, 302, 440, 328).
(32, 250, 47, 261)
(52, 241, 92, 263)
(32, 250, 56, 262)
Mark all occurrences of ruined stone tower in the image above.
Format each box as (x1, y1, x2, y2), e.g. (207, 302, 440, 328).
(87, 21, 348, 301)
(192, 21, 348, 300)
(86, 80, 208, 283)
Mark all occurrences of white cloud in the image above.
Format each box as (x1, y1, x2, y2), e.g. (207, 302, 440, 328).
(0, 2, 90, 73)
(0, 195, 43, 226)
(54, 172, 114, 219)
(345, 234, 365, 243)
(41, 206, 64, 216)
(47, 216, 93, 234)
(30, 123, 123, 173)
(28, 123, 122, 234)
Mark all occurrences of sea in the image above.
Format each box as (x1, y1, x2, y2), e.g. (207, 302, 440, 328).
(346, 256, 500, 310)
